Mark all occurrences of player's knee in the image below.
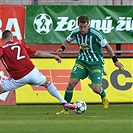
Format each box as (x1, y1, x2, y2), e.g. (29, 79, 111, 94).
(92, 84, 100, 94)
(68, 81, 77, 89)
(43, 80, 51, 88)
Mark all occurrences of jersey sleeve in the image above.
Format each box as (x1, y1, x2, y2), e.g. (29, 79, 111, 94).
(22, 44, 37, 57)
(100, 39, 108, 47)
(93, 29, 108, 48)
(66, 28, 79, 43)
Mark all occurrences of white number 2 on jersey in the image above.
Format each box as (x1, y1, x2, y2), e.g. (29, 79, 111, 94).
(11, 46, 26, 60)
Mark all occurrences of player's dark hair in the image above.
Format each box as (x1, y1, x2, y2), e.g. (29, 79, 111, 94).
(78, 15, 89, 25)
(2, 30, 13, 41)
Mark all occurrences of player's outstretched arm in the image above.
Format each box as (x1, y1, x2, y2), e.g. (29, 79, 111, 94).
(34, 50, 61, 63)
(56, 40, 69, 55)
(105, 44, 124, 70)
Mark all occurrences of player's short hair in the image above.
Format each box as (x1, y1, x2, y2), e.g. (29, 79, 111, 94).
(2, 30, 13, 41)
(78, 15, 90, 25)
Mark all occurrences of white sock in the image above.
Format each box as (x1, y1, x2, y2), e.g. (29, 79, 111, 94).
(46, 83, 67, 104)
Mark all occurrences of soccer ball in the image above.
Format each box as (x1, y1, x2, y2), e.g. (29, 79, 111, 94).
(33, 13, 53, 35)
(73, 100, 87, 114)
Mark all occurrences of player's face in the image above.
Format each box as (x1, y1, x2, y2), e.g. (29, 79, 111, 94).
(78, 22, 89, 35)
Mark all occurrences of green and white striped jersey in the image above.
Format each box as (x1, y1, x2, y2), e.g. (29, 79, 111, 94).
(66, 27, 108, 65)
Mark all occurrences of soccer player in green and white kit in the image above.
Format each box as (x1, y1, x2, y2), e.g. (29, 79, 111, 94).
(56, 15, 124, 114)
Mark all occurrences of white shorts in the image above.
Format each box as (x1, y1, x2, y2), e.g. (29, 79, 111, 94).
(1, 67, 46, 91)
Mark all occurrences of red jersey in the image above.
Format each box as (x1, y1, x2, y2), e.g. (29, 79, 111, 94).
(0, 41, 37, 79)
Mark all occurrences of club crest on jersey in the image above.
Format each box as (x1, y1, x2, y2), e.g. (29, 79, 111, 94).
(80, 43, 90, 50)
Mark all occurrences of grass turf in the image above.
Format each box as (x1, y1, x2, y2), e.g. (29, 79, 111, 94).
(0, 104, 132, 133)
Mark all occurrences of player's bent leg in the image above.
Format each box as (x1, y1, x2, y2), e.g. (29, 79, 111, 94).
(44, 80, 68, 104)
(43, 79, 77, 109)
(64, 78, 79, 103)
(56, 79, 79, 115)
(91, 84, 109, 109)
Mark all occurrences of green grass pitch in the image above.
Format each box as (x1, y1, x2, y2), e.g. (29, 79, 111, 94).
(0, 104, 132, 133)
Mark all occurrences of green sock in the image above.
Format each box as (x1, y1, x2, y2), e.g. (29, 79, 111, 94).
(64, 88, 73, 103)
(100, 87, 106, 98)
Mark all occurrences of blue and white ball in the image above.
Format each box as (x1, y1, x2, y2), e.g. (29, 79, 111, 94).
(73, 100, 87, 114)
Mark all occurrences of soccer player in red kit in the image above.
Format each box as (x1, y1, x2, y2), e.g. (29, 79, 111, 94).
(0, 30, 75, 110)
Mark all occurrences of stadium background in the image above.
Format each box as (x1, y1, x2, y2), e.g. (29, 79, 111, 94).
(0, 0, 133, 105)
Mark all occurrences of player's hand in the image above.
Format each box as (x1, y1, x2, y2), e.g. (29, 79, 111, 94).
(54, 55, 62, 63)
(56, 48, 63, 55)
(114, 61, 124, 70)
